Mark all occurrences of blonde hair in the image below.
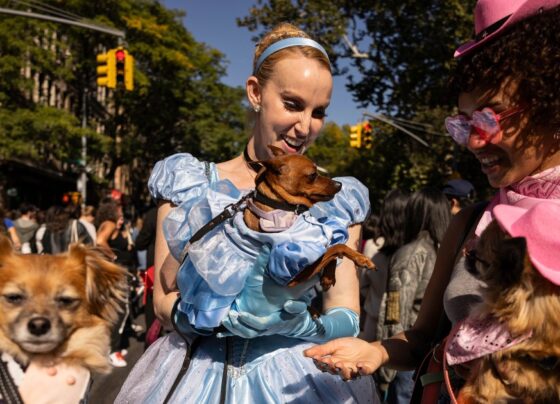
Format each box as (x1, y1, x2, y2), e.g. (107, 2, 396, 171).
(253, 22, 331, 86)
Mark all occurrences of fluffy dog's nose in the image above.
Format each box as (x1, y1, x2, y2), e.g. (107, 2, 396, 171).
(28, 317, 51, 336)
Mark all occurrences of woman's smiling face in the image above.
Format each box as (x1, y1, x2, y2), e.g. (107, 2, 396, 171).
(459, 80, 560, 188)
(248, 54, 332, 160)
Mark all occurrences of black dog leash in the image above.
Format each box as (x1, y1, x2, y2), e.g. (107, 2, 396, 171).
(178, 191, 254, 264)
(0, 356, 24, 404)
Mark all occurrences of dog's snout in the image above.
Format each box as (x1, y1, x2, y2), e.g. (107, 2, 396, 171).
(28, 317, 51, 336)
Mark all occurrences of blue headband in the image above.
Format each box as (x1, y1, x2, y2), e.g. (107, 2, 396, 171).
(253, 37, 331, 75)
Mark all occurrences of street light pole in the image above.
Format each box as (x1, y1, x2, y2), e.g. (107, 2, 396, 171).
(80, 89, 87, 209)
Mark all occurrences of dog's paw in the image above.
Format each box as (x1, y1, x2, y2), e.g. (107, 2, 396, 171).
(355, 256, 375, 270)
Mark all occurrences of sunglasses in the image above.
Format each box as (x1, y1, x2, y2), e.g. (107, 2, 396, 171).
(445, 107, 523, 146)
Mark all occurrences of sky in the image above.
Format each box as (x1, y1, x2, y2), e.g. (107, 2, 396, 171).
(164, 0, 364, 126)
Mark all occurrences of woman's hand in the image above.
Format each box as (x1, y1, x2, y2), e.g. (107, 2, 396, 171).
(304, 337, 386, 380)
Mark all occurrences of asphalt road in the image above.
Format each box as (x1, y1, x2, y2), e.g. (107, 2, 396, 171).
(89, 315, 146, 404)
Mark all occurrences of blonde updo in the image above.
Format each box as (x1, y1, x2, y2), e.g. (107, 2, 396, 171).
(252, 22, 331, 87)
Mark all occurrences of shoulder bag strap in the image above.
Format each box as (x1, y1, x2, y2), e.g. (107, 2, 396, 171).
(0, 357, 24, 404)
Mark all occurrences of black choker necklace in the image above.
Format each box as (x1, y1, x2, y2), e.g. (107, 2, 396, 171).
(243, 145, 263, 173)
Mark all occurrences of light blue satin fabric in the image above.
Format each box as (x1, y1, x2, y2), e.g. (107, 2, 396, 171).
(148, 153, 370, 331)
(116, 333, 379, 404)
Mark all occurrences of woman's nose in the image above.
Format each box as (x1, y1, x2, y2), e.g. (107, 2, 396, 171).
(466, 129, 489, 150)
(295, 111, 312, 136)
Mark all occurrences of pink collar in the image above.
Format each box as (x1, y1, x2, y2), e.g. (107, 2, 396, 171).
(246, 199, 298, 232)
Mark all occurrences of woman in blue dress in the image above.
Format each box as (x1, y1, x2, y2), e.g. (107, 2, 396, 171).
(117, 22, 379, 404)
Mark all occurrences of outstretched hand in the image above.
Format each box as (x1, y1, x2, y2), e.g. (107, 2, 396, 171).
(303, 337, 385, 380)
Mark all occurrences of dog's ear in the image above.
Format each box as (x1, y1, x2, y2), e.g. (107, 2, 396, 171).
(267, 145, 286, 157)
(68, 244, 127, 324)
(0, 234, 14, 259)
(260, 159, 283, 175)
(497, 237, 528, 286)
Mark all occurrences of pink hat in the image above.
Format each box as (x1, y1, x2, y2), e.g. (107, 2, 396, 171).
(455, 0, 560, 58)
(493, 202, 560, 285)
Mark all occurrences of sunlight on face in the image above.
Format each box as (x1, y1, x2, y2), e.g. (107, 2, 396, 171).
(253, 55, 333, 161)
(459, 80, 560, 188)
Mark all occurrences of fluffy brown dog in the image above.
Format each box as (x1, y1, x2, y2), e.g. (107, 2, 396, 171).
(0, 235, 127, 374)
(244, 145, 375, 291)
(457, 220, 560, 404)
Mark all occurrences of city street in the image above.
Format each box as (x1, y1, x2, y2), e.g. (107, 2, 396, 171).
(89, 315, 146, 403)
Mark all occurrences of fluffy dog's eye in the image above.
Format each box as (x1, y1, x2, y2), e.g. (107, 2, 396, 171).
(56, 296, 80, 308)
(3, 293, 25, 305)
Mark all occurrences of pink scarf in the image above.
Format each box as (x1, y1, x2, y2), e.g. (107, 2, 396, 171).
(475, 165, 560, 236)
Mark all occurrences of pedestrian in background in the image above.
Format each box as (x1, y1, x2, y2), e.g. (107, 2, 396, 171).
(376, 188, 450, 404)
(360, 189, 409, 343)
(14, 203, 38, 254)
(442, 179, 476, 215)
(41, 205, 72, 254)
(78, 205, 97, 245)
(0, 205, 21, 250)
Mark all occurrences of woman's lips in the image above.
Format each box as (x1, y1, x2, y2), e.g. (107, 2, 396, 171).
(281, 135, 304, 153)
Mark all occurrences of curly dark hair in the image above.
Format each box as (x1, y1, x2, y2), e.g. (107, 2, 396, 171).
(450, 6, 560, 128)
(95, 198, 120, 227)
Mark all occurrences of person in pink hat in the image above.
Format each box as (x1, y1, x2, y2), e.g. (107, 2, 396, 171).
(305, 0, 560, 402)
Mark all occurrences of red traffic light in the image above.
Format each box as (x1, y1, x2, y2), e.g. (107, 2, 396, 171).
(116, 49, 126, 62)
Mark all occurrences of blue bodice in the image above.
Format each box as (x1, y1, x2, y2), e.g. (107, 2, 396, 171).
(148, 153, 370, 330)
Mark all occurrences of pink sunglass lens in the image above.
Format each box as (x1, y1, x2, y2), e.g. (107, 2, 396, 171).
(471, 109, 500, 141)
(445, 116, 471, 145)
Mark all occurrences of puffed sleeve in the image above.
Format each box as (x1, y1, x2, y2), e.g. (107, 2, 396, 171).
(148, 153, 212, 206)
(309, 176, 370, 226)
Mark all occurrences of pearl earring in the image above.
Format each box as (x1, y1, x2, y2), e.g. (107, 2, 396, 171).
(253, 104, 261, 113)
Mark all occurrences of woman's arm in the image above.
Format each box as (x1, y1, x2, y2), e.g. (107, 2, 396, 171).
(7, 226, 21, 251)
(152, 201, 181, 328)
(305, 205, 477, 377)
(95, 221, 117, 261)
(322, 224, 362, 313)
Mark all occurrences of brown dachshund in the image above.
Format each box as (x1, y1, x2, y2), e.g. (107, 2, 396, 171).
(244, 145, 375, 291)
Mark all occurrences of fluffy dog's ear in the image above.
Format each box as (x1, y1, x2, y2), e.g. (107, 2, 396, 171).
(0, 234, 14, 259)
(497, 237, 528, 286)
(267, 145, 286, 157)
(68, 244, 127, 324)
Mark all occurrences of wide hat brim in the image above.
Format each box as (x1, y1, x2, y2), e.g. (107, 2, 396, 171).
(454, 0, 560, 58)
(493, 202, 560, 286)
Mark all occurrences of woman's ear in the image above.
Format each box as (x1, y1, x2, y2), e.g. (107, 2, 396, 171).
(246, 75, 261, 110)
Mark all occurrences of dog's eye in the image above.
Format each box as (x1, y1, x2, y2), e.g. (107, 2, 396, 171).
(56, 296, 80, 308)
(3, 293, 25, 305)
(307, 172, 318, 182)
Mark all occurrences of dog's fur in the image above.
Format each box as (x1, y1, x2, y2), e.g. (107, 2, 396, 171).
(0, 235, 128, 373)
(244, 146, 374, 291)
(457, 220, 560, 404)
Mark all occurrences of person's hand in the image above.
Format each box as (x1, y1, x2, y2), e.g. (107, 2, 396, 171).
(304, 337, 385, 380)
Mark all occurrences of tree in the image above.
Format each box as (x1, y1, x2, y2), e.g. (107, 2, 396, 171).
(0, 0, 248, 207)
(238, 0, 493, 203)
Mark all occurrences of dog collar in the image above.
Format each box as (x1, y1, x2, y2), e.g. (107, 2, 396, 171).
(253, 190, 309, 215)
(243, 145, 263, 174)
(246, 199, 298, 232)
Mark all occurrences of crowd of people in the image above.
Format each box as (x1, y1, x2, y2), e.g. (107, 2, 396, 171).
(1, 1, 559, 402)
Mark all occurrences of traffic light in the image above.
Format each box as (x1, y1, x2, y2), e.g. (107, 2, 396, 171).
(350, 124, 362, 148)
(96, 49, 116, 89)
(362, 121, 373, 149)
(115, 47, 134, 91)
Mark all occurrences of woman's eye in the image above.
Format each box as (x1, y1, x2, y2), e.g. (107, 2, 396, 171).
(312, 109, 326, 119)
(284, 100, 302, 111)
